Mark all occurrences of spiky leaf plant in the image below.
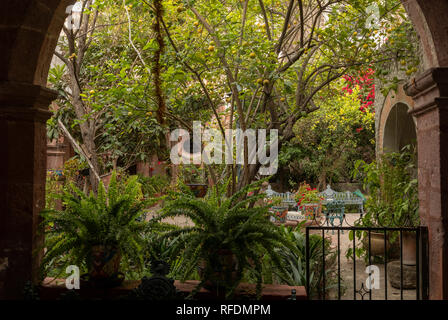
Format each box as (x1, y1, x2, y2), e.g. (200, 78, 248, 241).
(40, 171, 157, 279)
(270, 225, 342, 299)
(160, 179, 297, 299)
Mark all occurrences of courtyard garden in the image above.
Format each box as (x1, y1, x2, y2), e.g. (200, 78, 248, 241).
(38, 0, 422, 300)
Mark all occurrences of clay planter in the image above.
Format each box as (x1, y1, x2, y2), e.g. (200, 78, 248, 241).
(362, 232, 400, 258)
(402, 231, 417, 266)
(299, 203, 322, 220)
(84, 245, 124, 288)
(270, 206, 288, 223)
(186, 183, 208, 198)
(198, 249, 239, 294)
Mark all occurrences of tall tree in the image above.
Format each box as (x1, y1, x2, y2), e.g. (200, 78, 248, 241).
(48, 0, 165, 191)
(152, 0, 419, 192)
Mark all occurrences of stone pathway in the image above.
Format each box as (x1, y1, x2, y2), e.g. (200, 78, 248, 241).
(145, 202, 194, 227)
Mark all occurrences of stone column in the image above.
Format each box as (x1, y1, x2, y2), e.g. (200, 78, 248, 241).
(0, 81, 56, 299)
(405, 68, 448, 299)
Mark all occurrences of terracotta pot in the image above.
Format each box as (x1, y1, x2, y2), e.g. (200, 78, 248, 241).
(86, 245, 123, 286)
(271, 206, 288, 223)
(362, 232, 399, 258)
(402, 231, 417, 266)
(299, 203, 322, 220)
(198, 249, 239, 293)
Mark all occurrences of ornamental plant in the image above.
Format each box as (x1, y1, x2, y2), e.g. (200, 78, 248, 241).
(346, 145, 419, 260)
(160, 179, 297, 299)
(295, 182, 323, 206)
(40, 171, 157, 280)
(352, 145, 419, 228)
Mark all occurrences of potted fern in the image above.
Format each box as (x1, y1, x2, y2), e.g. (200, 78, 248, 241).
(40, 171, 155, 287)
(160, 180, 297, 299)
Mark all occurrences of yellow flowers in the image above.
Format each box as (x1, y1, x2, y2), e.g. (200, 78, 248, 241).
(89, 90, 95, 94)
(249, 52, 256, 58)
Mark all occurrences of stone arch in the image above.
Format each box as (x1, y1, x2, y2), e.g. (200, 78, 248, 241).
(401, 0, 448, 68)
(377, 84, 416, 154)
(0, 0, 448, 300)
(0, 0, 75, 299)
(0, 0, 75, 86)
(381, 102, 417, 153)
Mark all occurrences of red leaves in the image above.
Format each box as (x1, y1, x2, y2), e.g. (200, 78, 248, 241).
(342, 68, 375, 114)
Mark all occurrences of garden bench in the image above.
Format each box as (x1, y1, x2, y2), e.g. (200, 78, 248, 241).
(265, 184, 365, 226)
(319, 185, 365, 214)
(265, 185, 296, 208)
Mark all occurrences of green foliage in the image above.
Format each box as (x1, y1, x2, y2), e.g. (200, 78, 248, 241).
(47, 0, 166, 176)
(279, 81, 376, 188)
(177, 164, 207, 184)
(264, 225, 342, 299)
(347, 145, 419, 260)
(159, 179, 297, 299)
(137, 174, 171, 198)
(40, 171, 157, 279)
(353, 145, 419, 227)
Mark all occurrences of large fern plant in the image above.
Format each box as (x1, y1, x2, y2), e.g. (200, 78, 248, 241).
(160, 180, 297, 299)
(40, 171, 155, 279)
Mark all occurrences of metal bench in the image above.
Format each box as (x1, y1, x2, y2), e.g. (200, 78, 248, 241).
(265, 184, 297, 208)
(319, 185, 364, 215)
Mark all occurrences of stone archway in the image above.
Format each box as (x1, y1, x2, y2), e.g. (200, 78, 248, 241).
(381, 102, 416, 153)
(0, 0, 75, 299)
(401, 0, 448, 69)
(1, 0, 448, 300)
(376, 84, 416, 154)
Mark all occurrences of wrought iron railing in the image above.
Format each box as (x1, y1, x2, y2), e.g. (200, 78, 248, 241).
(304, 213, 429, 300)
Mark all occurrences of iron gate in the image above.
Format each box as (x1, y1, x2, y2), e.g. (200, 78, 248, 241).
(305, 222, 429, 300)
